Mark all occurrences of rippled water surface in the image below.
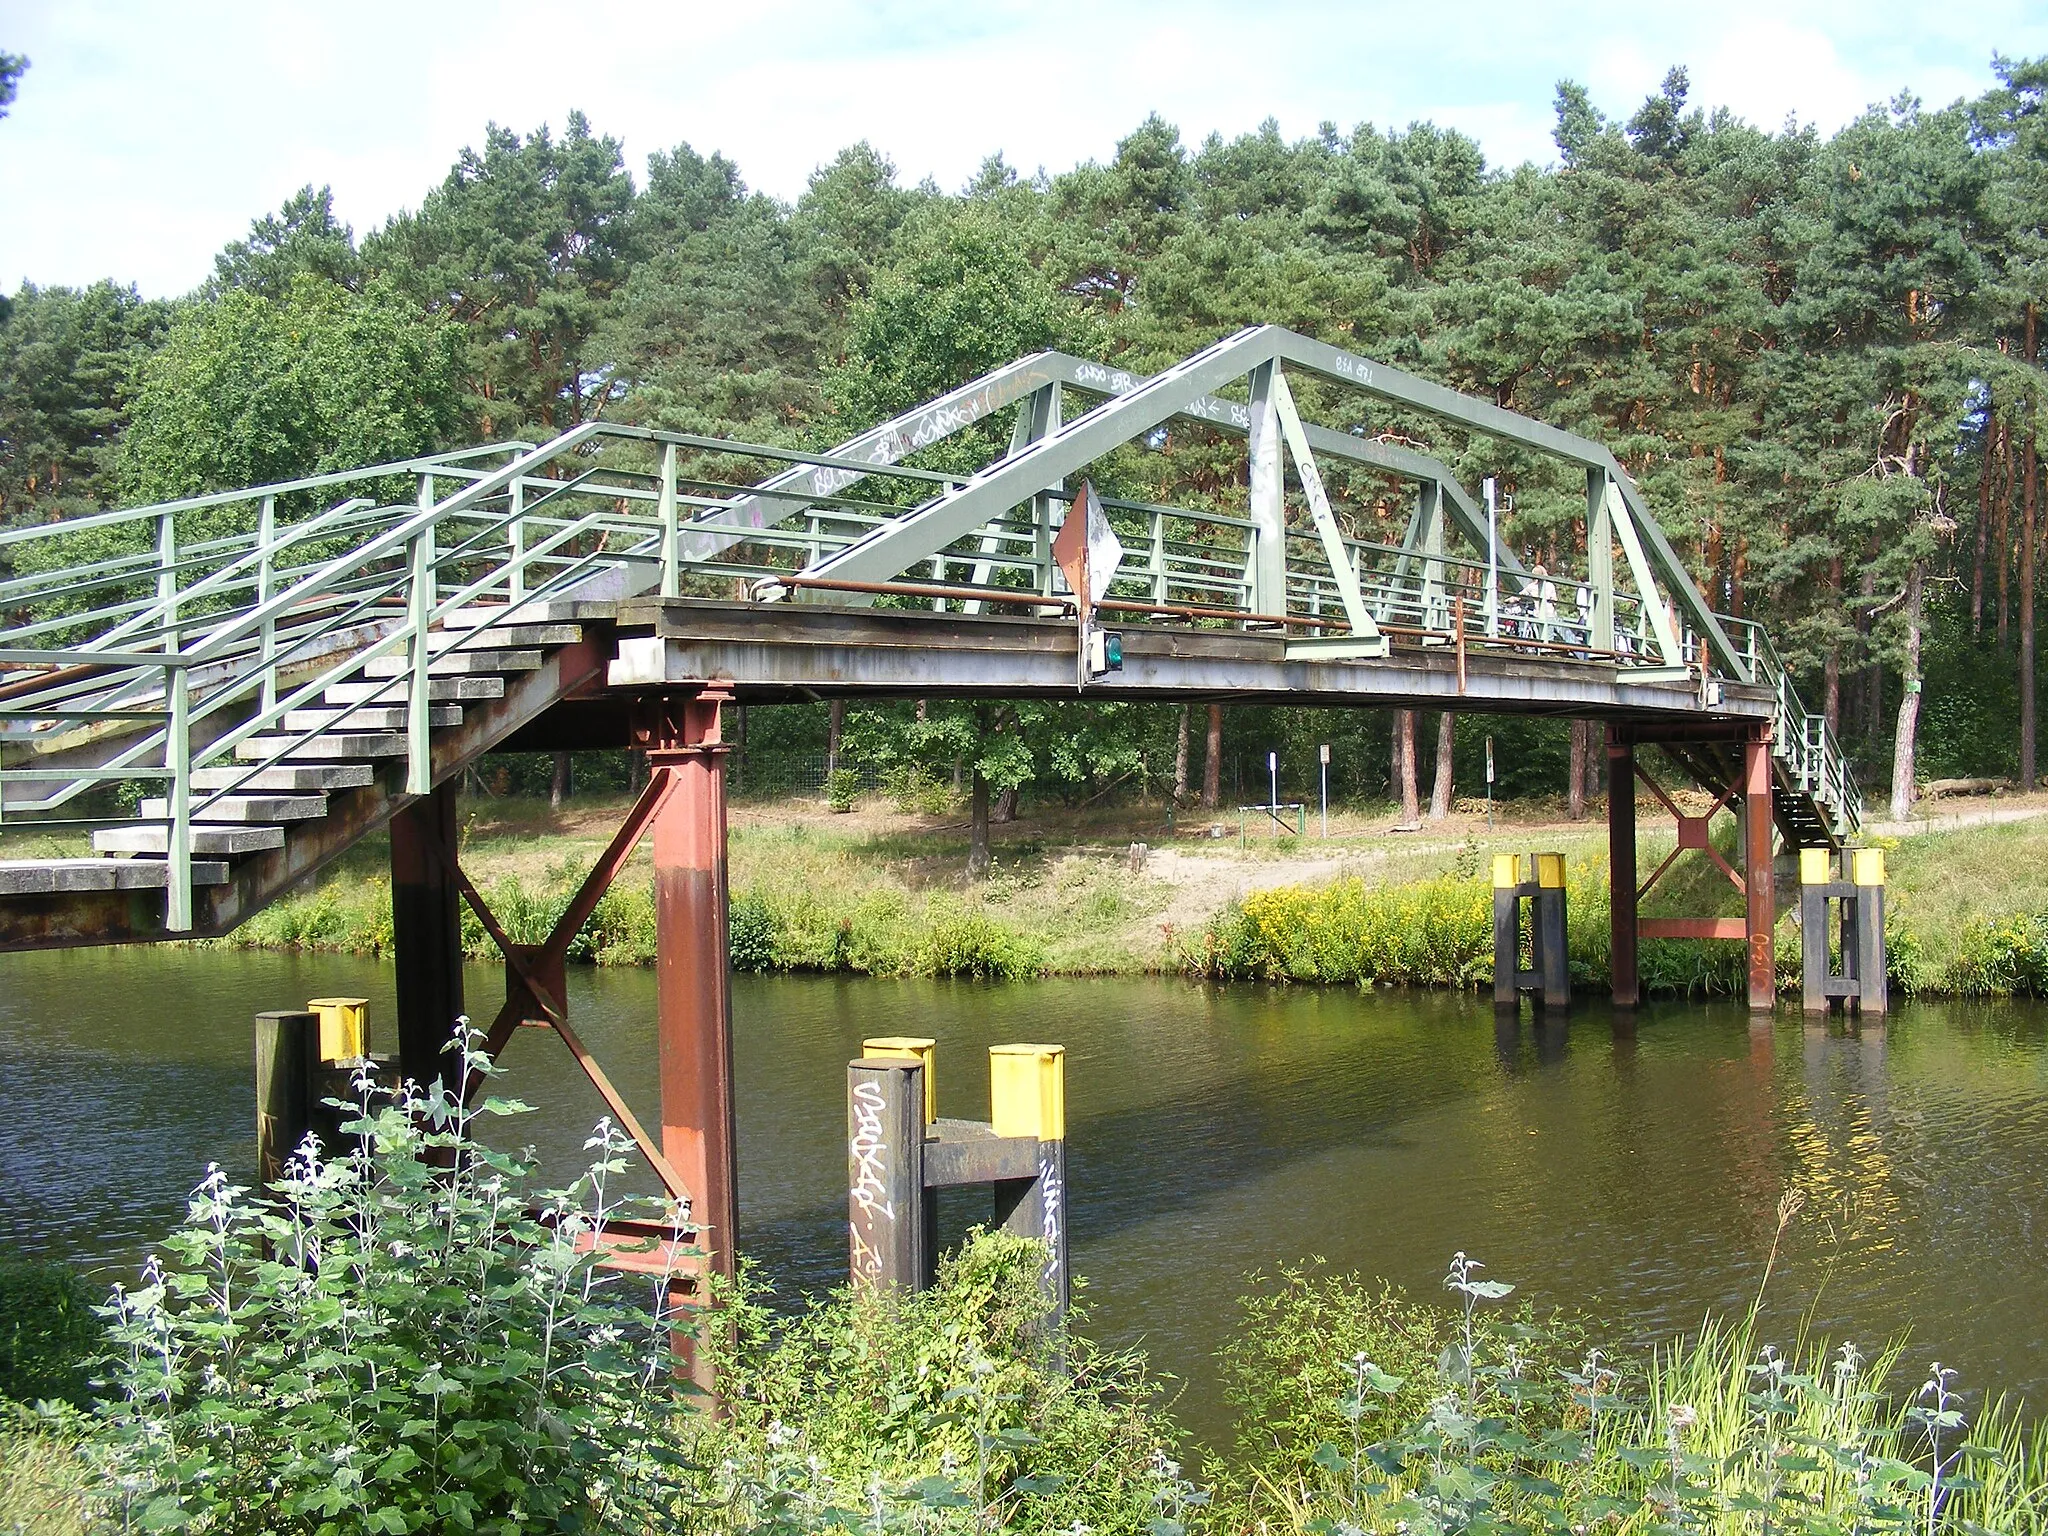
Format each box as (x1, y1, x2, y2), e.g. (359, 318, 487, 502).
(5, 948, 2046, 1441)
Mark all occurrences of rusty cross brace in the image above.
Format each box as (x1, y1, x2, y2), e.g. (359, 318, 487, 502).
(1633, 759, 1746, 904)
(414, 769, 694, 1206)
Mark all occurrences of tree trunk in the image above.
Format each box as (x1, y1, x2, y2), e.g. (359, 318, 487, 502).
(1428, 711, 1455, 820)
(731, 705, 747, 794)
(968, 771, 991, 879)
(1824, 555, 1842, 734)
(1174, 703, 1190, 803)
(628, 748, 646, 794)
(1202, 703, 1222, 810)
(1395, 709, 1420, 823)
(1567, 719, 1589, 821)
(1890, 561, 1924, 821)
(826, 699, 844, 776)
(1974, 408, 1996, 638)
(1998, 416, 2014, 648)
(2026, 302, 2039, 791)
(549, 751, 571, 811)
(993, 785, 1018, 824)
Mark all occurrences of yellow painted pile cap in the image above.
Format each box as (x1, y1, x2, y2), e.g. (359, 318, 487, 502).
(1536, 852, 1565, 889)
(1799, 848, 1832, 886)
(1491, 853, 1520, 889)
(306, 997, 368, 1063)
(989, 1043, 1065, 1141)
(863, 1036, 936, 1124)
(1851, 847, 1886, 887)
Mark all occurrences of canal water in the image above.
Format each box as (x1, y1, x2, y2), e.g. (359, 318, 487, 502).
(5, 947, 2046, 1444)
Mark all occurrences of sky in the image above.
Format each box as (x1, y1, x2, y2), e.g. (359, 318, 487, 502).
(2, 0, 2044, 299)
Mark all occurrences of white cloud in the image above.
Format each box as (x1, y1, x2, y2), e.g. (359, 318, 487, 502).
(0, 0, 2041, 297)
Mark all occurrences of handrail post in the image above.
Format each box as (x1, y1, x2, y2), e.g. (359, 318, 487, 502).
(159, 504, 193, 930)
(257, 494, 277, 714)
(659, 442, 680, 599)
(406, 475, 435, 797)
(167, 662, 192, 932)
(507, 479, 526, 601)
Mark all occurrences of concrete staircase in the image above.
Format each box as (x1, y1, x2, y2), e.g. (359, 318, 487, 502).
(0, 604, 610, 948)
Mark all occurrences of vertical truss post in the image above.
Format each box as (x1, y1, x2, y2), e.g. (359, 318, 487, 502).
(390, 781, 465, 1093)
(647, 689, 739, 1288)
(1586, 468, 1614, 656)
(1743, 729, 1776, 1011)
(257, 494, 277, 714)
(659, 443, 680, 600)
(406, 481, 435, 797)
(1034, 384, 1063, 605)
(1419, 482, 1447, 630)
(507, 478, 526, 601)
(1608, 730, 1639, 1007)
(1246, 362, 1286, 618)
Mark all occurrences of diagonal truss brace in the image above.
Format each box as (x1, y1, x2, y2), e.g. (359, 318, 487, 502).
(1270, 370, 1376, 643)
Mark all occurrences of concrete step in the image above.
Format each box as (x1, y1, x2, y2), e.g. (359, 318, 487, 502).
(95, 824, 285, 856)
(284, 705, 461, 732)
(141, 793, 327, 823)
(324, 675, 504, 705)
(192, 763, 376, 792)
(443, 600, 594, 628)
(235, 732, 406, 761)
(362, 650, 539, 678)
(0, 857, 230, 895)
(431, 623, 581, 650)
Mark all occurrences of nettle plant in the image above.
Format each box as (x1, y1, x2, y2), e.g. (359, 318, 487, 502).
(1300, 1251, 2000, 1536)
(89, 1023, 695, 1536)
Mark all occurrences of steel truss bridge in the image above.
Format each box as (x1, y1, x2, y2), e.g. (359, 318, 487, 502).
(0, 324, 1862, 1287)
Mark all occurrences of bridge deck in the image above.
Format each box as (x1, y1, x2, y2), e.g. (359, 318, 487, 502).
(603, 599, 1773, 722)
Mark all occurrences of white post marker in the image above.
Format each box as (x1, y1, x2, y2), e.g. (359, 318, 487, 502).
(1485, 734, 1496, 832)
(1268, 750, 1279, 833)
(1319, 742, 1330, 838)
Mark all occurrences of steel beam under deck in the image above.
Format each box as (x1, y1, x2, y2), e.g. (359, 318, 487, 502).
(604, 600, 1774, 724)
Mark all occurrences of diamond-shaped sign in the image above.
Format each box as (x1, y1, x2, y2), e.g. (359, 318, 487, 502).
(1051, 480, 1123, 617)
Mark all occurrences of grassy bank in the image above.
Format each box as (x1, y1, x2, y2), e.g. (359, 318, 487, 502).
(69, 787, 2048, 996)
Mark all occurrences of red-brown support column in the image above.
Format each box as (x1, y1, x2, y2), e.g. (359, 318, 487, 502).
(1607, 729, 1639, 1008)
(645, 690, 739, 1285)
(1743, 728, 1776, 1012)
(390, 782, 465, 1091)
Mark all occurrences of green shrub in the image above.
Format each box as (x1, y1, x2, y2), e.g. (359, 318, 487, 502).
(0, 1259, 102, 1408)
(89, 1036, 692, 1534)
(729, 890, 780, 971)
(825, 767, 861, 812)
(917, 907, 1048, 981)
(699, 1232, 1180, 1535)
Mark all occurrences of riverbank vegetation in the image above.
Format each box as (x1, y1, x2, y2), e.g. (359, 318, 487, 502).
(114, 787, 2048, 997)
(6, 1062, 2048, 1533)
